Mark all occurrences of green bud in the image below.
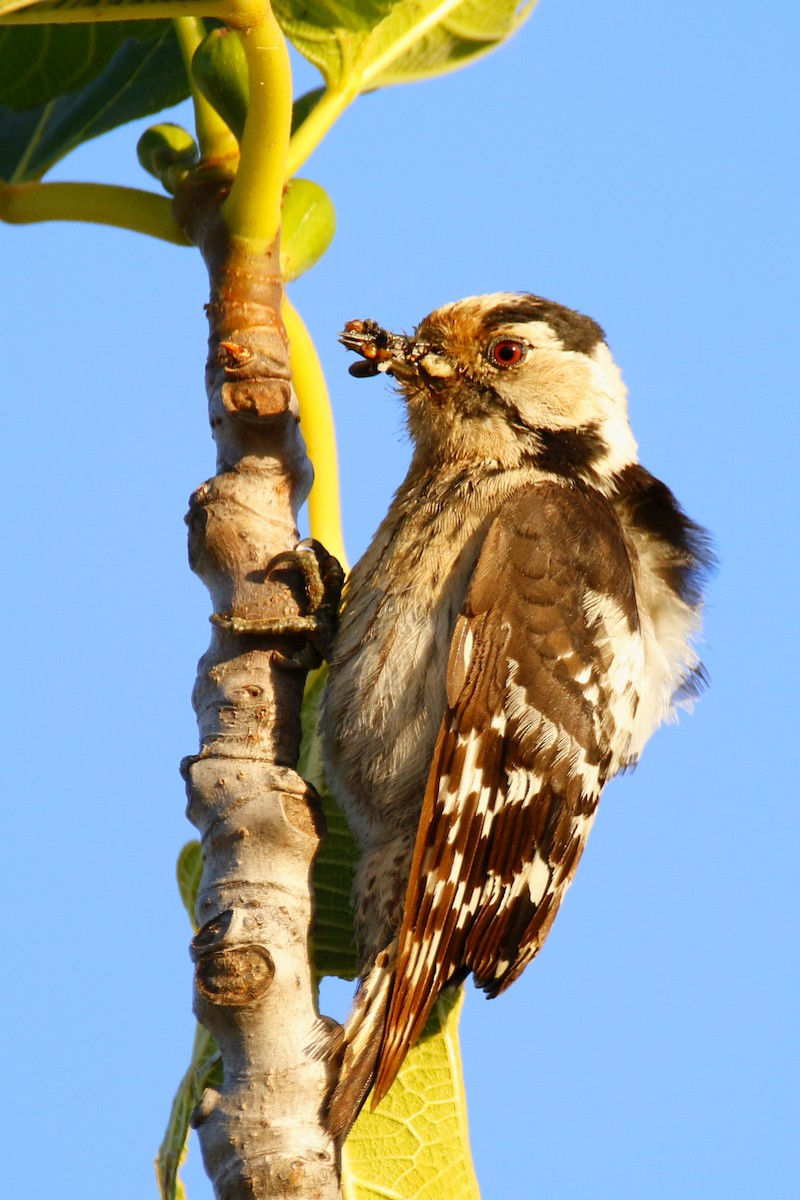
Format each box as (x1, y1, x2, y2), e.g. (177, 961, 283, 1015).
(136, 124, 198, 195)
(291, 88, 325, 136)
(281, 179, 336, 282)
(192, 28, 249, 143)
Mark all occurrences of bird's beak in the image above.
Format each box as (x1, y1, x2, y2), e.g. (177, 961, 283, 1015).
(339, 319, 421, 379)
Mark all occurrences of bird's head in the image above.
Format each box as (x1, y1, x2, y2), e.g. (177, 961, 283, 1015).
(340, 292, 639, 481)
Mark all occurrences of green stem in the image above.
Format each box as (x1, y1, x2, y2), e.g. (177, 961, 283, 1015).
(0, 181, 190, 245)
(286, 0, 469, 174)
(287, 84, 356, 178)
(173, 16, 240, 162)
(0, 1, 234, 23)
(283, 299, 349, 572)
(221, 6, 292, 244)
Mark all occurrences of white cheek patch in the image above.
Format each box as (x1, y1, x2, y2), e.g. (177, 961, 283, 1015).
(589, 341, 627, 399)
(587, 342, 639, 473)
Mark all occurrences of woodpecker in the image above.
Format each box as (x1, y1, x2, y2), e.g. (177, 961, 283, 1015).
(320, 292, 712, 1138)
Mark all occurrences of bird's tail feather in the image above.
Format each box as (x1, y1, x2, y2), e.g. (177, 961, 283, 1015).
(326, 942, 396, 1141)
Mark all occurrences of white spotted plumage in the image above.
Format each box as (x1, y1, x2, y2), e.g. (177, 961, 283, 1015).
(321, 293, 712, 1138)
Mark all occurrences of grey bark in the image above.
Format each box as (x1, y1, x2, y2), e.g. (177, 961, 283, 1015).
(177, 188, 340, 1200)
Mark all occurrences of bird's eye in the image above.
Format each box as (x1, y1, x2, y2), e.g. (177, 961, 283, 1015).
(489, 339, 526, 367)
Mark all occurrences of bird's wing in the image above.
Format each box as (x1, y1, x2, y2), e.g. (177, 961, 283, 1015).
(372, 479, 643, 1104)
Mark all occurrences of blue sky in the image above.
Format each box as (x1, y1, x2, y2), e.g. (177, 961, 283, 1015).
(3, 1, 798, 1197)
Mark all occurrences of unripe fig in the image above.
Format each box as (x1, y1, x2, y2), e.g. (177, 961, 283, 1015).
(136, 123, 198, 194)
(192, 28, 249, 142)
(280, 178, 336, 281)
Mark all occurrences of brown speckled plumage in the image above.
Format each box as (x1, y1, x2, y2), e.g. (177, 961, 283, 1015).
(321, 293, 712, 1137)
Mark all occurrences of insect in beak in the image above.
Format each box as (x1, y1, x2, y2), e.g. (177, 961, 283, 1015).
(339, 319, 423, 379)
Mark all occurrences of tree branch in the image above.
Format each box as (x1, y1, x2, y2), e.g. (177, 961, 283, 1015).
(177, 180, 340, 1199)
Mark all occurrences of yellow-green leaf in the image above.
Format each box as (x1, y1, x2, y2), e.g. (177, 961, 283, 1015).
(176, 839, 203, 930)
(157, 839, 221, 1200)
(275, 0, 536, 92)
(0, 0, 53, 15)
(156, 1022, 221, 1200)
(343, 988, 481, 1200)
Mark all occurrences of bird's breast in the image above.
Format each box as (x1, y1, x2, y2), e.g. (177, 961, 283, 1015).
(320, 469, 515, 847)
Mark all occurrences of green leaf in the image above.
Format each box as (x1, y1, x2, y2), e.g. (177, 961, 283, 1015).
(342, 988, 481, 1200)
(300, 668, 359, 980)
(275, 0, 536, 91)
(0, 19, 165, 109)
(157, 850, 220, 1200)
(0, 23, 188, 181)
(156, 1021, 221, 1200)
(176, 839, 203, 929)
